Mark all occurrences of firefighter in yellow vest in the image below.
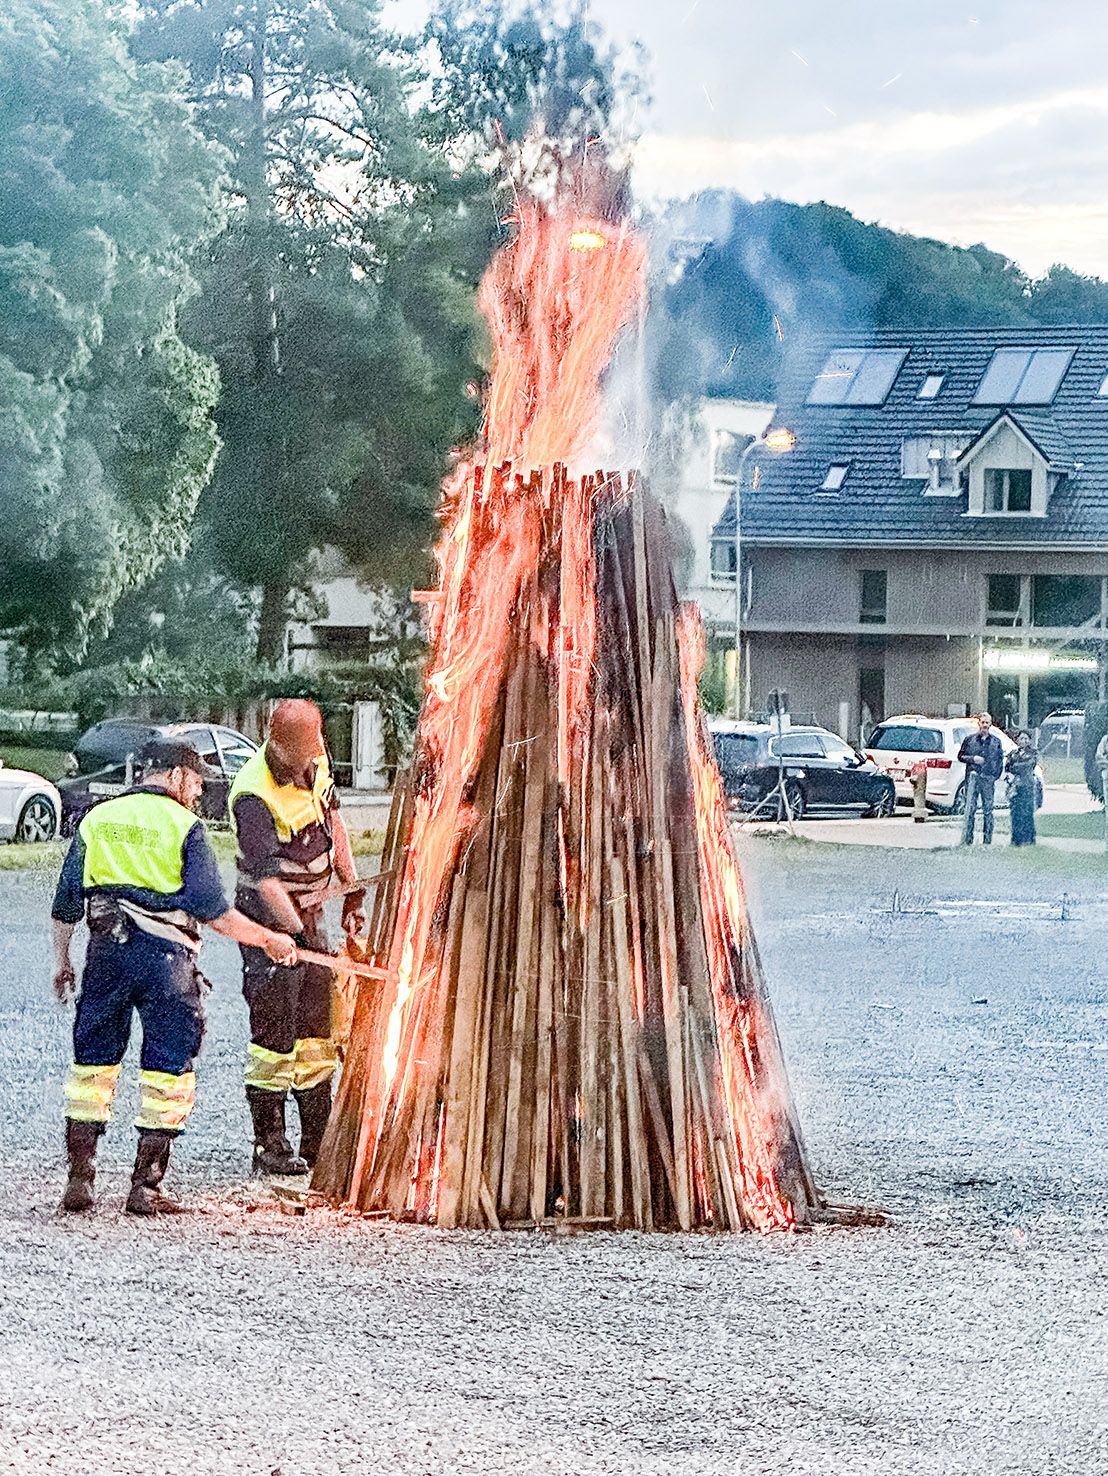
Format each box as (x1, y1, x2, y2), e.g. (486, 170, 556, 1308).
(229, 700, 364, 1174)
(52, 738, 297, 1215)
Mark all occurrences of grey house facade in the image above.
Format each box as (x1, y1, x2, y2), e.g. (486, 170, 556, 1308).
(710, 326, 1108, 737)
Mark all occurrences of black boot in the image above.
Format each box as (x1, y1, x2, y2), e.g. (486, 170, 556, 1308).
(293, 1081, 332, 1169)
(60, 1119, 103, 1213)
(247, 1086, 308, 1175)
(126, 1129, 185, 1216)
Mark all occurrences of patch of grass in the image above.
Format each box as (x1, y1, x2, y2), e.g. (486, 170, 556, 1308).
(0, 840, 67, 871)
(1, 745, 70, 783)
(1040, 755, 1086, 786)
(1028, 810, 1107, 842)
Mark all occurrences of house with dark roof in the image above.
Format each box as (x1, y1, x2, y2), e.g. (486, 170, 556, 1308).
(709, 326, 1108, 735)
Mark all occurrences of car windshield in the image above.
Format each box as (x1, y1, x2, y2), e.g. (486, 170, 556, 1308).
(771, 733, 824, 758)
(871, 724, 943, 754)
(821, 736, 857, 760)
(215, 729, 257, 772)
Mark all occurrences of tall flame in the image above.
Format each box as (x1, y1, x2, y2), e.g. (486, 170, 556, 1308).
(368, 198, 646, 1133)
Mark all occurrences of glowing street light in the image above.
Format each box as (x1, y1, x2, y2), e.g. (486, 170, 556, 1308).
(733, 428, 795, 720)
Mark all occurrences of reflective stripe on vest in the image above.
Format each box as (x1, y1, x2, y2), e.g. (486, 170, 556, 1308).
(79, 792, 196, 897)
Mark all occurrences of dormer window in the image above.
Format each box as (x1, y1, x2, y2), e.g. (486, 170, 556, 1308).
(821, 463, 849, 492)
(985, 468, 1033, 513)
(917, 374, 945, 400)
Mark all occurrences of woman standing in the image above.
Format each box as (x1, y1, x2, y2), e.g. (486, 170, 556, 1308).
(1006, 732, 1038, 847)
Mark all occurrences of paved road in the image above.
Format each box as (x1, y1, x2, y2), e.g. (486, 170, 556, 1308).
(0, 842, 1104, 1474)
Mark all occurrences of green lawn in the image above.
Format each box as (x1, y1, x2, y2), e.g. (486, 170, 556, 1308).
(1039, 754, 1087, 786)
(1, 744, 70, 782)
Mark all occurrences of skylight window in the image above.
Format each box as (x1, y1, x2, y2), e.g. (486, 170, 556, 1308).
(1098, 374, 1108, 397)
(972, 347, 1074, 405)
(821, 463, 849, 492)
(807, 348, 908, 406)
(917, 374, 945, 400)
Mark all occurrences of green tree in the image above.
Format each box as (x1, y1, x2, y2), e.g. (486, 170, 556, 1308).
(133, 0, 480, 661)
(1029, 264, 1108, 323)
(0, 0, 225, 662)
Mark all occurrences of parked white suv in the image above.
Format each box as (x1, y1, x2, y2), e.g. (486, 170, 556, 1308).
(864, 715, 1044, 815)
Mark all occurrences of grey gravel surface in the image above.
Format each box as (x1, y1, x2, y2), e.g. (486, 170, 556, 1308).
(1, 840, 1105, 1475)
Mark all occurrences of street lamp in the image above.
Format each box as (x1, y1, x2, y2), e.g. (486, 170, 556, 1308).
(732, 427, 795, 720)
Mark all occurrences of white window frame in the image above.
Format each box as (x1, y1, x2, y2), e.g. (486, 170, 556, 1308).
(984, 467, 1034, 514)
(821, 463, 849, 491)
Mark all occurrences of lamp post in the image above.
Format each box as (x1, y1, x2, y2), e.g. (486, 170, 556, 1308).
(731, 427, 795, 721)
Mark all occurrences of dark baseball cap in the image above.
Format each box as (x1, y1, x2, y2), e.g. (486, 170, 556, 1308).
(140, 737, 207, 776)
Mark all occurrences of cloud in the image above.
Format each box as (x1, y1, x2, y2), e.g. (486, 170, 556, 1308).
(633, 85, 1108, 276)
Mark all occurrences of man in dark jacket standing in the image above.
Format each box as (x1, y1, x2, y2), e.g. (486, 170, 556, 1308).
(958, 713, 1005, 845)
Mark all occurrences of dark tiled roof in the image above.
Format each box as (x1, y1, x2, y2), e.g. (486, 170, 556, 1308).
(713, 325, 1108, 547)
(998, 412, 1075, 470)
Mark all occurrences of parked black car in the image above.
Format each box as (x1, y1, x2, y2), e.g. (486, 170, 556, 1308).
(710, 721, 896, 820)
(58, 719, 258, 832)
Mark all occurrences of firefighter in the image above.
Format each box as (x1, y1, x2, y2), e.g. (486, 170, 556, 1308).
(52, 738, 298, 1216)
(228, 699, 364, 1175)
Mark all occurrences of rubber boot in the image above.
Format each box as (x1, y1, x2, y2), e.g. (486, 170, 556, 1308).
(60, 1119, 102, 1213)
(126, 1129, 186, 1216)
(293, 1081, 332, 1169)
(247, 1086, 308, 1176)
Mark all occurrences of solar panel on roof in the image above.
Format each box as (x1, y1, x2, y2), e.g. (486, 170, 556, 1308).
(807, 348, 907, 406)
(973, 347, 1074, 405)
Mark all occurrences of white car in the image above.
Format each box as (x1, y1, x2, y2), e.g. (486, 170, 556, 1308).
(864, 716, 1044, 815)
(0, 758, 62, 842)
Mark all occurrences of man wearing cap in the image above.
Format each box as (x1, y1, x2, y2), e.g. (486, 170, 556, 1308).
(52, 738, 298, 1215)
(228, 699, 364, 1175)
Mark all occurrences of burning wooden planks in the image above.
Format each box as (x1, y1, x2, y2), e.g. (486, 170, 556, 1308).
(312, 467, 821, 1232)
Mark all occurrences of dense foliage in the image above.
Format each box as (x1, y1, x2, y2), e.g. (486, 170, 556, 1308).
(0, 0, 224, 661)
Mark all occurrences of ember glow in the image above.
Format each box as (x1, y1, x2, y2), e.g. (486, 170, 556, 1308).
(318, 177, 817, 1232)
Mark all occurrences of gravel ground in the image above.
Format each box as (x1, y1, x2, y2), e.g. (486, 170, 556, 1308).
(1, 839, 1105, 1475)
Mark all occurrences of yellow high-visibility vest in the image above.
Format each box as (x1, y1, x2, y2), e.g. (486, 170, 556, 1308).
(79, 791, 196, 896)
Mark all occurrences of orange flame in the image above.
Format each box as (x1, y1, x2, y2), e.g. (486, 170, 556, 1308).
(373, 199, 645, 1113)
(675, 604, 795, 1231)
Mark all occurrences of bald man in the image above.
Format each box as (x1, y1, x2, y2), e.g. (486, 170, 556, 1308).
(228, 701, 364, 1174)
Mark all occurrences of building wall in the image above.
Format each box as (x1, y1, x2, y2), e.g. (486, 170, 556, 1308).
(742, 546, 1108, 637)
(668, 398, 774, 634)
(739, 544, 1108, 738)
(746, 633, 860, 734)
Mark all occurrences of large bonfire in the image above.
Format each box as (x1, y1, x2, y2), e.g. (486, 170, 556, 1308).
(313, 177, 821, 1231)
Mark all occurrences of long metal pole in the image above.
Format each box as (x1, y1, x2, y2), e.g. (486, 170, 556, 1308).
(732, 438, 762, 722)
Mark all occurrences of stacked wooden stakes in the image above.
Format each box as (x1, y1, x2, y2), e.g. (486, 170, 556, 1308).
(313, 469, 819, 1231)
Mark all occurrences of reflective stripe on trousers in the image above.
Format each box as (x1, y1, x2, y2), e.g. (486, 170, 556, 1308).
(292, 1036, 338, 1092)
(244, 1042, 295, 1093)
(64, 1062, 123, 1123)
(135, 1069, 196, 1132)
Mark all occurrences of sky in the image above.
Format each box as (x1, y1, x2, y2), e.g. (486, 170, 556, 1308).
(388, 0, 1108, 279)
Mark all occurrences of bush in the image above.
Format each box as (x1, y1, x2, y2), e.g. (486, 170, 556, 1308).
(1084, 701, 1108, 800)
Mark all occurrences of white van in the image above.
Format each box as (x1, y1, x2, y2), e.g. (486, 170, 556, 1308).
(864, 715, 1044, 815)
